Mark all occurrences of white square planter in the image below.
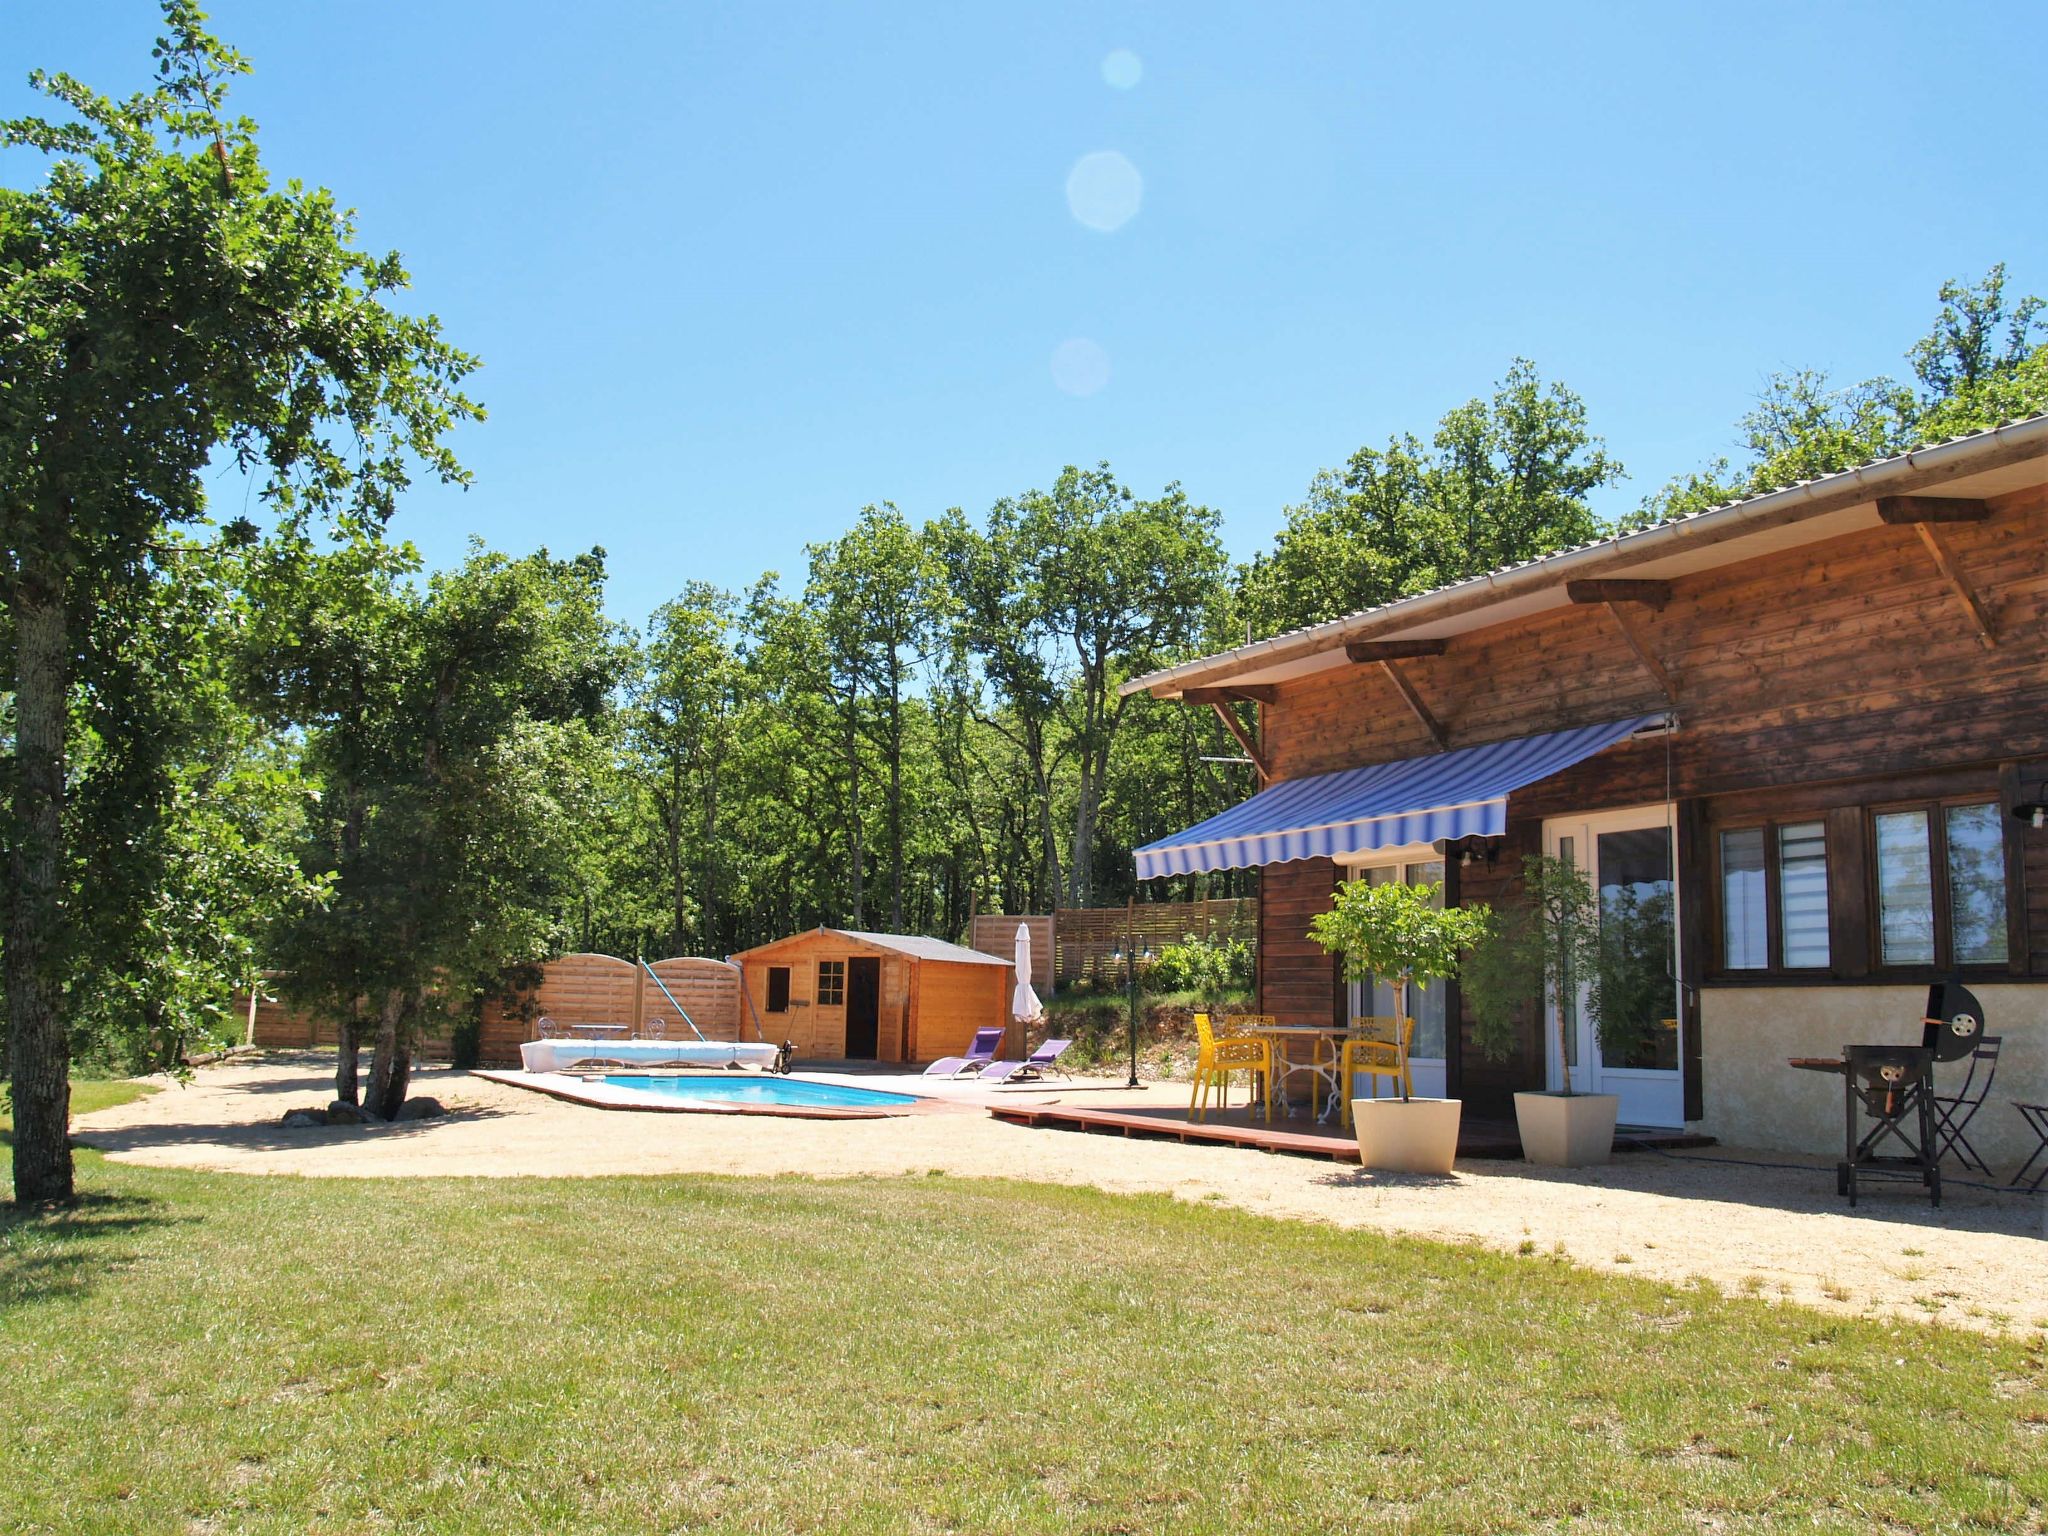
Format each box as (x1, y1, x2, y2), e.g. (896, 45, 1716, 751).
(1351, 1097, 1462, 1175)
(1513, 1091, 1619, 1167)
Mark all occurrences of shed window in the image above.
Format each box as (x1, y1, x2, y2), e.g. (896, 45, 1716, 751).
(816, 960, 846, 1007)
(766, 966, 791, 1014)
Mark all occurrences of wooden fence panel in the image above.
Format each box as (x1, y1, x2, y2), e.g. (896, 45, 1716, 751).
(1050, 898, 1257, 986)
(968, 915, 1054, 994)
(644, 956, 746, 1040)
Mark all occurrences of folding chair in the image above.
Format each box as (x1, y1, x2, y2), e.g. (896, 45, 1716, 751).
(2012, 1102, 2048, 1193)
(1930, 1035, 2001, 1174)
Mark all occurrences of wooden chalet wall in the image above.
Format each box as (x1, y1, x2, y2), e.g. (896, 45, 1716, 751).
(1264, 484, 2048, 800)
(1245, 481, 2048, 1117)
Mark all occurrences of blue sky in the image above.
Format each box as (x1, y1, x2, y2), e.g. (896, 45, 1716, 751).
(8, 2, 2045, 629)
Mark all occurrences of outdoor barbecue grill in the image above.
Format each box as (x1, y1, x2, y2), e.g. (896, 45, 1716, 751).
(1787, 982, 1987, 1207)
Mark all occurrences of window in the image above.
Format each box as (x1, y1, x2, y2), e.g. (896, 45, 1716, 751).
(1874, 801, 2008, 969)
(816, 959, 846, 1007)
(766, 966, 791, 1014)
(1716, 820, 1830, 973)
(1349, 860, 1449, 1060)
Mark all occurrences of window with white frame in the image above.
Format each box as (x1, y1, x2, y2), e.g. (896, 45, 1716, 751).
(1349, 859, 1450, 1058)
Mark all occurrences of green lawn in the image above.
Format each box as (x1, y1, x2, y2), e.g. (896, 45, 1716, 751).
(0, 1075, 158, 1133)
(2, 1144, 2044, 1533)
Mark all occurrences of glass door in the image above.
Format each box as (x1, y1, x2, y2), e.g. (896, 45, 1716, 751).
(1345, 858, 1449, 1099)
(1543, 807, 1685, 1128)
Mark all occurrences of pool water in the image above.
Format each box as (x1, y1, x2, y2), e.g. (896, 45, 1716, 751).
(602, 1074, 918, 1110)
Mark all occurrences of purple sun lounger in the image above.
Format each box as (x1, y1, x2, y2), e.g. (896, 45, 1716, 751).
(978, 1038, 1072, 1085)
(923, 1027, 1005, 1078)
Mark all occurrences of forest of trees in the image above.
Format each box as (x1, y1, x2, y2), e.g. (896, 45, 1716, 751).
(5, 8, 2046, 1192)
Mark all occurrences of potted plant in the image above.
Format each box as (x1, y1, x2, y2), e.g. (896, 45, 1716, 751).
(1461, 853, 1619, 1167)
(1309, 877, 1490, 1174)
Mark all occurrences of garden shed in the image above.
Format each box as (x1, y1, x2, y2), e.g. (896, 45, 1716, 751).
(732, 929, 1013, 1065)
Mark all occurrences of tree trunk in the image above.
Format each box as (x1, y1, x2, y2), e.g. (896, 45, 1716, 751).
(365, 988, 413, 1119)
(845, 698, 864, 927)
(6, 567, 74, 1204)
(334, 1012, 361, 1105)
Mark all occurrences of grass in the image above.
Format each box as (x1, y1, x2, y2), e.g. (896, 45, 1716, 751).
(3, 1143, 2045, 1533)
(0, 1076, 159, 1134)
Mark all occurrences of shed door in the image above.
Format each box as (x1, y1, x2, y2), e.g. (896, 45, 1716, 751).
(845, 957, 881, 1059)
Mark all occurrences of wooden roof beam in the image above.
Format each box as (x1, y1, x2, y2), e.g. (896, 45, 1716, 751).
(1377, 659, 1448, 753)
(1876, 495, 1991, 524)
(1565, 578, 1671, 610)
(1344, 638, 1448, 663)
(1599, 601, 1678, 706)
(1207, 700, 1272, 781)
(1179, 684, 1281, 705)
(1912, 522, 1999, 648)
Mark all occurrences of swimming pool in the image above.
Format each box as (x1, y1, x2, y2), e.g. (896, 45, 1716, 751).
(601, 1075, 918, 1110)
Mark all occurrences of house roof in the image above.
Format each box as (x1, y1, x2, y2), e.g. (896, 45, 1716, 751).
(732, 928, 1011, 967)
(1123, 412, 2048, 699)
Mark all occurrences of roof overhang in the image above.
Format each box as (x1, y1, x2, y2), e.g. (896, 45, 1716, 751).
(1126, 415, 2048, 699)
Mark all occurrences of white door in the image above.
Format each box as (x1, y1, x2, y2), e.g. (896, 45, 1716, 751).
(1344, 857, 1450, 1099)
(1543, 806, 1685, 1128)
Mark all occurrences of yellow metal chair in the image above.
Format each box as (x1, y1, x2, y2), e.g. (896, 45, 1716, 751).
(1190, 1011, 1273, 1122)
(1339, 1016, 1415, 1127)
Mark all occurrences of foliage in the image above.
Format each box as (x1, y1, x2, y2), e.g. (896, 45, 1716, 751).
(1626, 264, 2048, 528)
(1460, 855, 1605, 1090)
(1310, 878, 1490, 991)
(1, 2, 480, 1199)
(1240, 360, 1622, 635)
(1309, 878, 1490, 1100)
(259, 541, 619, 1115)
(1148, 933, 1253, 995)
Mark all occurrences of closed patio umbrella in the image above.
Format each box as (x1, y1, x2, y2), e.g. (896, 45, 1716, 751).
(1012, 922, 1043, 1048)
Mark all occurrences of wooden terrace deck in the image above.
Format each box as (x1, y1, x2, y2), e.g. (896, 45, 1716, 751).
(986, 1100, 1715, 1163)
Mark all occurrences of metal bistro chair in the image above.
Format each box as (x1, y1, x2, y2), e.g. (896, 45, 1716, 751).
(1339, 1016, 1414, 1128)
(1930, 1035, 2001, 1174)
(2012, 1103, 2048, 1194)
(536, 1015, 562, 1039)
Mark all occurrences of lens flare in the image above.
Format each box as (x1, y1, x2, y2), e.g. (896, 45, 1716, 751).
(1065, 150, 1142, 232)
(1101, 49, 1142, 89)
(1051, 338, 1111, 397)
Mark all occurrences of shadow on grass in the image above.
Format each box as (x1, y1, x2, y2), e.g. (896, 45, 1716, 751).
(0, 1184, 188, 1308)
(69, 1096, 513, 1158)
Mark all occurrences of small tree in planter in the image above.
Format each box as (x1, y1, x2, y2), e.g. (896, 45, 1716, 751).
(1310, 877, 1490, 1175)
(1460, 854, 1623, 1165)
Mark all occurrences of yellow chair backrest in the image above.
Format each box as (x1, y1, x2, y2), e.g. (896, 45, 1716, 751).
(1193, 1011, 1215, 1052)
(1350, 1015, 1411, 1047)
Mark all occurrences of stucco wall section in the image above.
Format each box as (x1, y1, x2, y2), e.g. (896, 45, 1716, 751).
(1700, 985, 2046, 1171)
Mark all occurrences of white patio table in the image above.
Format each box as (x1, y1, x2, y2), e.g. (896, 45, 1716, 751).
(1239, 1025, 1371, 1125)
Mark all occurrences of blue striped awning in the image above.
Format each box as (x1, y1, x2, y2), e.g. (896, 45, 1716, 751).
(1134, 715, 1664, 879)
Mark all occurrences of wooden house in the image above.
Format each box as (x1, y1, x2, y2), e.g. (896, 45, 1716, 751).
(1126, 416, 2048, 1167)
(732, 929, 1014, 1064)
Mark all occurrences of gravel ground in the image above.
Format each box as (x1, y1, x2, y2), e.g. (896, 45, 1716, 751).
(73, 1053, 2048, 1334)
